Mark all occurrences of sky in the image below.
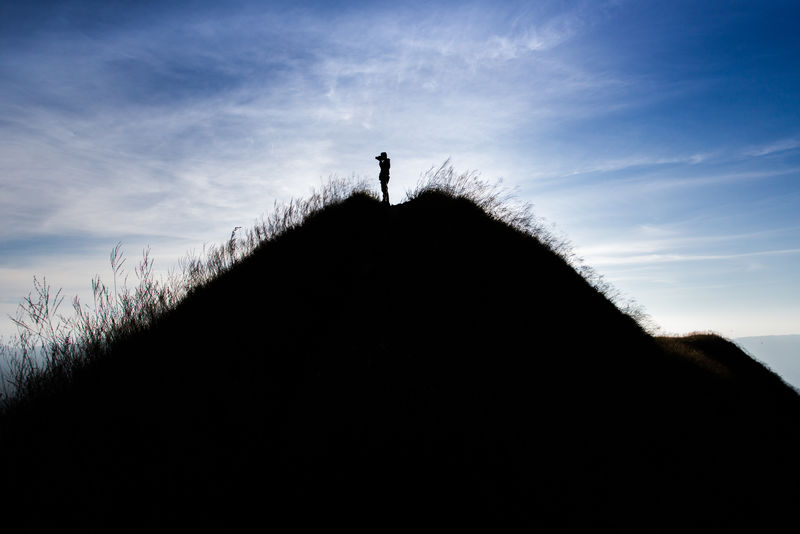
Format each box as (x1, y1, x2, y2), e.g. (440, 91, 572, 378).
(1, 0, 799, 342)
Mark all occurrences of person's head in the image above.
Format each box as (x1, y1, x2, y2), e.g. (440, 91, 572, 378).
(375, 152, 388, 160)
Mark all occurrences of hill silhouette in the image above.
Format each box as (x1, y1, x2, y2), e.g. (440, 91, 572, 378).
(2, 189, 800, 531)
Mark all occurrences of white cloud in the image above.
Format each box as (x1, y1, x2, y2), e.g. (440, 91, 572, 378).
(744, 138, 800, 157)
(585, 248, 800, 267)
(576, 221, 800, 266)
(558, 153, 712, 177)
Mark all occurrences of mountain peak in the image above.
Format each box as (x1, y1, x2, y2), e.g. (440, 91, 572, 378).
(2, 187, 799, 530)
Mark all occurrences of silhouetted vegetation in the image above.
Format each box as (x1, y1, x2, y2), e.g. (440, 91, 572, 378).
(407, 161, 654, 328)
(1, 168, 799, 531)
(1, 176, 375, 408)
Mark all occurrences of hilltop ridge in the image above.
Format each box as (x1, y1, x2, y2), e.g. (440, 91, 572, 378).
(2, 190, 799, 531)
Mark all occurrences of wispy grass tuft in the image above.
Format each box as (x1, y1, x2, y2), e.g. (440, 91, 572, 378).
(178, 175, 376, 288)
(0, 176, 377, 408)
(406, 160, 656, 332)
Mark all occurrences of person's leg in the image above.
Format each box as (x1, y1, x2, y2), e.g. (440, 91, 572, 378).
(381, 180, 389, 204)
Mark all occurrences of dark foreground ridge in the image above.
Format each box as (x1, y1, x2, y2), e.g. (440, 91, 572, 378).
(2, 191, 799, 531)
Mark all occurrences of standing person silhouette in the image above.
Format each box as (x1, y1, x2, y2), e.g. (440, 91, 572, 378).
(376, 152, 390, 205)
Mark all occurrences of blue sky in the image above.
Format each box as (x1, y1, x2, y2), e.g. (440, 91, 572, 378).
(1, 0, 799, 339)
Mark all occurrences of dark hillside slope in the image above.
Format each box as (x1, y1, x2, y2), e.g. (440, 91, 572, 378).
(2, 191, 799, 531)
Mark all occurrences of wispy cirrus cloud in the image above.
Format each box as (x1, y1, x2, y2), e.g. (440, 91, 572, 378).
(743, 138, 800, 157)
(0, 0, 623, 244)
(585, 247, 800, 267)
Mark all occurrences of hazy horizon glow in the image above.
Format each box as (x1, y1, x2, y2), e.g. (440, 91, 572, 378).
(1, 0, 799, 339)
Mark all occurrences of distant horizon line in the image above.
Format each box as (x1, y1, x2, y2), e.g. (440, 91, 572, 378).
(735, 333, 800, 340)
